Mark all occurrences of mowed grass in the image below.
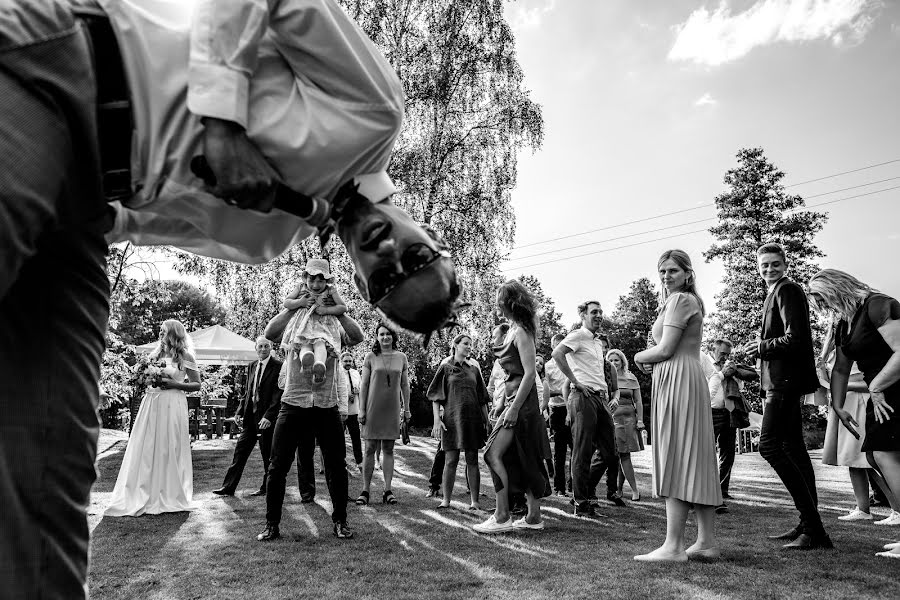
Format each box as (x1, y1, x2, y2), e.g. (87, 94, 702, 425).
(88, 431, 900, 600)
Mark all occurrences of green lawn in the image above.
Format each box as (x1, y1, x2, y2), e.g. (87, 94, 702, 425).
(88, 431, 899, 600)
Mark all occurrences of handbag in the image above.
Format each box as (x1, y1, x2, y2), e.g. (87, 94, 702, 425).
(400, 416, 411, 445)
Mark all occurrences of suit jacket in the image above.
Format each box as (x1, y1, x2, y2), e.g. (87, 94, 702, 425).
(758, 277, 819, 396)
(237, 357, 284, 425)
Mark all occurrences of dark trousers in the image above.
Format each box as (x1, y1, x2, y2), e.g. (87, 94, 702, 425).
(570, 390, 619, 503)
(549, 405, 572, 492)
(759, 391, 824, 535)
(345, 414, 363, 465)
(297, 427, 318, 501)
(712, 407, 736, 496)
(429, 442, 445, 490)
(221, 413, 273, 493)
(266, 404, 348, 525)
(0, 7, 110, 599)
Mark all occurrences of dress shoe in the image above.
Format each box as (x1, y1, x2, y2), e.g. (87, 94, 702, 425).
(425, 488, 441, 498)
(782, 533, 833, 550)
(768, 526, 802, 541)
(256, 523, 281, 542)
(715, 503, 729, 515)
(212, 487, 234, 496)
(722, 492, 733, 500)
(333, 521, 354, 539)
(300, 495, 315, 504)
(607, 492, 627, 507)
(248, 489, 266, 497)
(573, 503, 599, 518)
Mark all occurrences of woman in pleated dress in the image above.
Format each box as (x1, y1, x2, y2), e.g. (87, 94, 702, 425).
(106, 319, 200, 516)
(634, 249, 720, 562)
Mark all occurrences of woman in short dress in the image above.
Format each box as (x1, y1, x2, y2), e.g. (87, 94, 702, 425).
(634, 249, 720, 562)
(809, 269, 900, 558)
(474, 280, 550, 533)
(106, 320, 200, 517)
(606, 348, 644, 501)
(428, 333, 490, 510)
(357, 323, 410, 505)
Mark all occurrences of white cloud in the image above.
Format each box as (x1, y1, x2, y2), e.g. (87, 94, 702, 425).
(668, 0, 883, 66)
(506, 0, 556, 31)
(694, 92, 718, 106)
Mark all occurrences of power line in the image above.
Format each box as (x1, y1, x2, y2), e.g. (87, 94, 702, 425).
(504, 180, 900, 266)
(503, 184, 900, 271)
(510, 159, 900, 251)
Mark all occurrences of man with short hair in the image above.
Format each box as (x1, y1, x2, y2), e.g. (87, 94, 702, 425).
(258, 307, 364, 541)
(699, 338, 758, 513)
(740, 243, 831, 550)
(214, 337, 283, 497)
(342, 352, 363, 474)
(544, 333, 572, 496)
(552, 301, 623, 517)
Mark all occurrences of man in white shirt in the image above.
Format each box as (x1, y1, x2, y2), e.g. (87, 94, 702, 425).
(700, 338, 758, 514)
(342, 352, 363, 473)
(551, 301, 623, 517)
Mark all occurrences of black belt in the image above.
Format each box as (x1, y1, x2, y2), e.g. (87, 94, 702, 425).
(76, 9, 134, 203)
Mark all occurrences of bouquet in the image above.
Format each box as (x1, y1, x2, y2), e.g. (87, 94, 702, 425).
(131, 354, 166, 390)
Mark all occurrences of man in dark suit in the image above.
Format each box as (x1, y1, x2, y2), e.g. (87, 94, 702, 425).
(741, 243, 832, 550)
(214, 337, 283, 497)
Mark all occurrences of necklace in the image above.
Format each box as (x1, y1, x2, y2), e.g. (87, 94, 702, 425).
(379, 352, 394, 387)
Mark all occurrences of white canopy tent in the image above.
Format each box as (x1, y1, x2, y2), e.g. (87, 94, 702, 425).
(136, 324, 257, 365)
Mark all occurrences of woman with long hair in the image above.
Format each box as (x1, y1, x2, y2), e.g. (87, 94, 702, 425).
(634, 249, 720, 561)
(356, 323, 410, 505)
(474, 280, 550, 533)
(427, 333, 490, 510)
(808, 269, 900, 558)
(106, 319, 201, 516)
(606, 348, 645, 501)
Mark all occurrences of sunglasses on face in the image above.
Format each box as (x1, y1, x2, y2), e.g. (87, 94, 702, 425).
(367, 243, 451, 303)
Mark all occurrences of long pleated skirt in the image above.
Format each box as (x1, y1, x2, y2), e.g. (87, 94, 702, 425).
(651, 353, 722, 506)
(105, 389, 196, 516)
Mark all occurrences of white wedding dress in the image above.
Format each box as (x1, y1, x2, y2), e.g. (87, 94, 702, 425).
(105, 357, 197, 516)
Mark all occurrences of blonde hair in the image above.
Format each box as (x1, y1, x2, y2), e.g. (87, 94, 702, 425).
(605, 349, 629, 373)
(149, 319, 195, 370)
(657, 249, 705, 316)
(808, 269, 874, 322)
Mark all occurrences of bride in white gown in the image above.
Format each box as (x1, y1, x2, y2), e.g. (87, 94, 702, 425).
(106, 319, 200, 516)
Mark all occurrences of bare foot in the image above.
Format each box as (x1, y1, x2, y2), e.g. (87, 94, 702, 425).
(686, 542, 721, 560)
(634, 546, 688, 563)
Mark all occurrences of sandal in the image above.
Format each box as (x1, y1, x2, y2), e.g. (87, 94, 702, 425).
(382, 490, 397, 505)
(355, 491, 369, 505)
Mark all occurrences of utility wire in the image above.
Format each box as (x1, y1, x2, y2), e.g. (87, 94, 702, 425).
(510, 159, 900, 251)
(504, 179, 900, 265)
(503, 184, 900, 271)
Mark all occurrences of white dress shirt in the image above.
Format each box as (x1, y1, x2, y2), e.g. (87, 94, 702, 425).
(559, 327, 608, 391)
(98, 0, 404, 263)
(543, 359, 567, 408)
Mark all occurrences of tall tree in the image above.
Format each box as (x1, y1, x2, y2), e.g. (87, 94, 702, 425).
(703, 148, 828, 347)
(607, 277, 658, 406)
(113, 279, 226, 345)
(516, 274, 565, 357)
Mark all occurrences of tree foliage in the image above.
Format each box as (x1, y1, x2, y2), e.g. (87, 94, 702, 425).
(703, 148, 828, 347)
(607, 277, 658, 410)
(516, 274, 565, 357)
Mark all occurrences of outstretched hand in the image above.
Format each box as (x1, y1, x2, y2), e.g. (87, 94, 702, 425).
(201, 118, 280, 212)
(871, 391, 895, 424)
(833, 407, 860, 439)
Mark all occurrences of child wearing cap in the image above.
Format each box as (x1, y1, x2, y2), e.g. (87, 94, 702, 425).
(282, 258, 347, 384)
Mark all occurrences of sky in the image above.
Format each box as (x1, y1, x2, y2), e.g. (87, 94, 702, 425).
(499, 0, 900, 325)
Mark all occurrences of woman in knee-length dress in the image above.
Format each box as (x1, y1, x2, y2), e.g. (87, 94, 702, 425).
(106, 319, 200, 516)
(634, 250, 720, 562)
(474, 280, 550, 534)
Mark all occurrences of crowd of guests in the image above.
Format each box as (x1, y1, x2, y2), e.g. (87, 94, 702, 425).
(102, 243, 900, 563)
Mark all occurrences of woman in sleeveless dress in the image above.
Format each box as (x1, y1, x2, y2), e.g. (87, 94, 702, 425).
(808, 269, 900, 558)
(634, 250, 720, 561)
(474, 280, 550, 534)
(357, 323, 410, 505)
(106, 319, 200, 516)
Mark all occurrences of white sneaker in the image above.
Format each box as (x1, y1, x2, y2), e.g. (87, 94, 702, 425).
(882, 541, 900, 550)
(473, 515, 514, 534)
(874, 511, 900, 526)
(838, 507, 872, 521)
(512, 517, 545, 530)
